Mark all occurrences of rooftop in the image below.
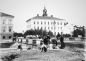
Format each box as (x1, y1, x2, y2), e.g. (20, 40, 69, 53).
(26, 15, 64, 22)
(0, 12, 14, 18)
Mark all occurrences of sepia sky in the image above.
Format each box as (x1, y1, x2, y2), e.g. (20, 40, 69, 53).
(0, 0, 86, 32)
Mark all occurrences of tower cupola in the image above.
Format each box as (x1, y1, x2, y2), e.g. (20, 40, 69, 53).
(42, 7, 47, 16)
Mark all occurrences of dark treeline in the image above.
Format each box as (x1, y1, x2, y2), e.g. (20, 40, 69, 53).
(23, 29, 53, 38)
(13, 29, 53, 38)
(13, 32, 23, 37)
(72, 27, 85, 37)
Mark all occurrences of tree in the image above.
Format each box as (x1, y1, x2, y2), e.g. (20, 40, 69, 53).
(72, 27, 85, 37)
(48, 31, 53, 37)
(82, 26, 85, 37)
(13, 32, 23, 37)
(24, 29, 54, 38)
(72, 29, 78, 37)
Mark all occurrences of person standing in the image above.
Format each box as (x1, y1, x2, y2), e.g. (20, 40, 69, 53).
(41, 43, 47, 52)
(56, 32, 60, 40)
(60, 32, 65, 49)
(18, 44, 22, 51)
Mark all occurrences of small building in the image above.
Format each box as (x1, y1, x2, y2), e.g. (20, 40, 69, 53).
(0, 12, 14, 42)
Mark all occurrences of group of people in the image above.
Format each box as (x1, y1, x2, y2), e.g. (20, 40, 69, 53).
(41, 35, 50, 52)
(41, 33, 65, 52)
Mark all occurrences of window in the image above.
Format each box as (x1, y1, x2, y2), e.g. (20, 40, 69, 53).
(3, 36, 5, 39)
(54, 32, 56, 35)
(64, 23, 65, 25)
(9, 19, 12, 24)
(41, 21, 42, 24)
(37, 27, 39, 30)
(9, 36, 11, 39)
(3, 27, 6, 32)
(48, 27, 49, 29)
(58, 27, 59, 29)
(37, 22, 39, 24)
(51, 22, 52, 25)
(34, 21, 35, 24)
(45, 27, 46, 30)
(60, 22, 62, 25)
(44, 22, 46, 25)
(51, 22, 53, 25)
(3, 20, 6, 24)
(9, 27, 12, 32)
(48, 22, 49, 25)
(61, 27, 62, 29)
(41, 27, 42, 30)
(54, 27, 56, 29)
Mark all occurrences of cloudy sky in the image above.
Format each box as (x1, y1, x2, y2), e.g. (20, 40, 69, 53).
(0, 0, 86, 32)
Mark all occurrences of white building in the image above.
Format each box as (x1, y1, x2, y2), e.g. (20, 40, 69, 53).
(63, 23, 74, 35)
(26, 7, 68, 35)
(0, 12, 14, 41)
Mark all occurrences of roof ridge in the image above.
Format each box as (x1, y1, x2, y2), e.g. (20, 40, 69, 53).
(26, 15, 64, 22)
(32, 15, 64, 20)
(0, 12, 14, 18)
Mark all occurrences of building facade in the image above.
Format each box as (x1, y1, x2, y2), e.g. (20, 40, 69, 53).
(0, 12, 14, 40)
(26, 7, 68, 35)
(63, 23, 74, 35)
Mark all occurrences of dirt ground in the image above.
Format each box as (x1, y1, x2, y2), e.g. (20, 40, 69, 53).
(12, 49, 85, 61)
(0, 40, 85, 61)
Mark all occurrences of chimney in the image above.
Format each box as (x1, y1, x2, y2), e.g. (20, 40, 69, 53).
(37, 14, 39, 16)
(51, 15, 53, 17)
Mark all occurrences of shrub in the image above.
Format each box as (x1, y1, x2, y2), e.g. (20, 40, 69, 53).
(1, 54, 19, 61)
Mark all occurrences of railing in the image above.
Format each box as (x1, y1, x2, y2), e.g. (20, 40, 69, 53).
(64, 37, 86, 41)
